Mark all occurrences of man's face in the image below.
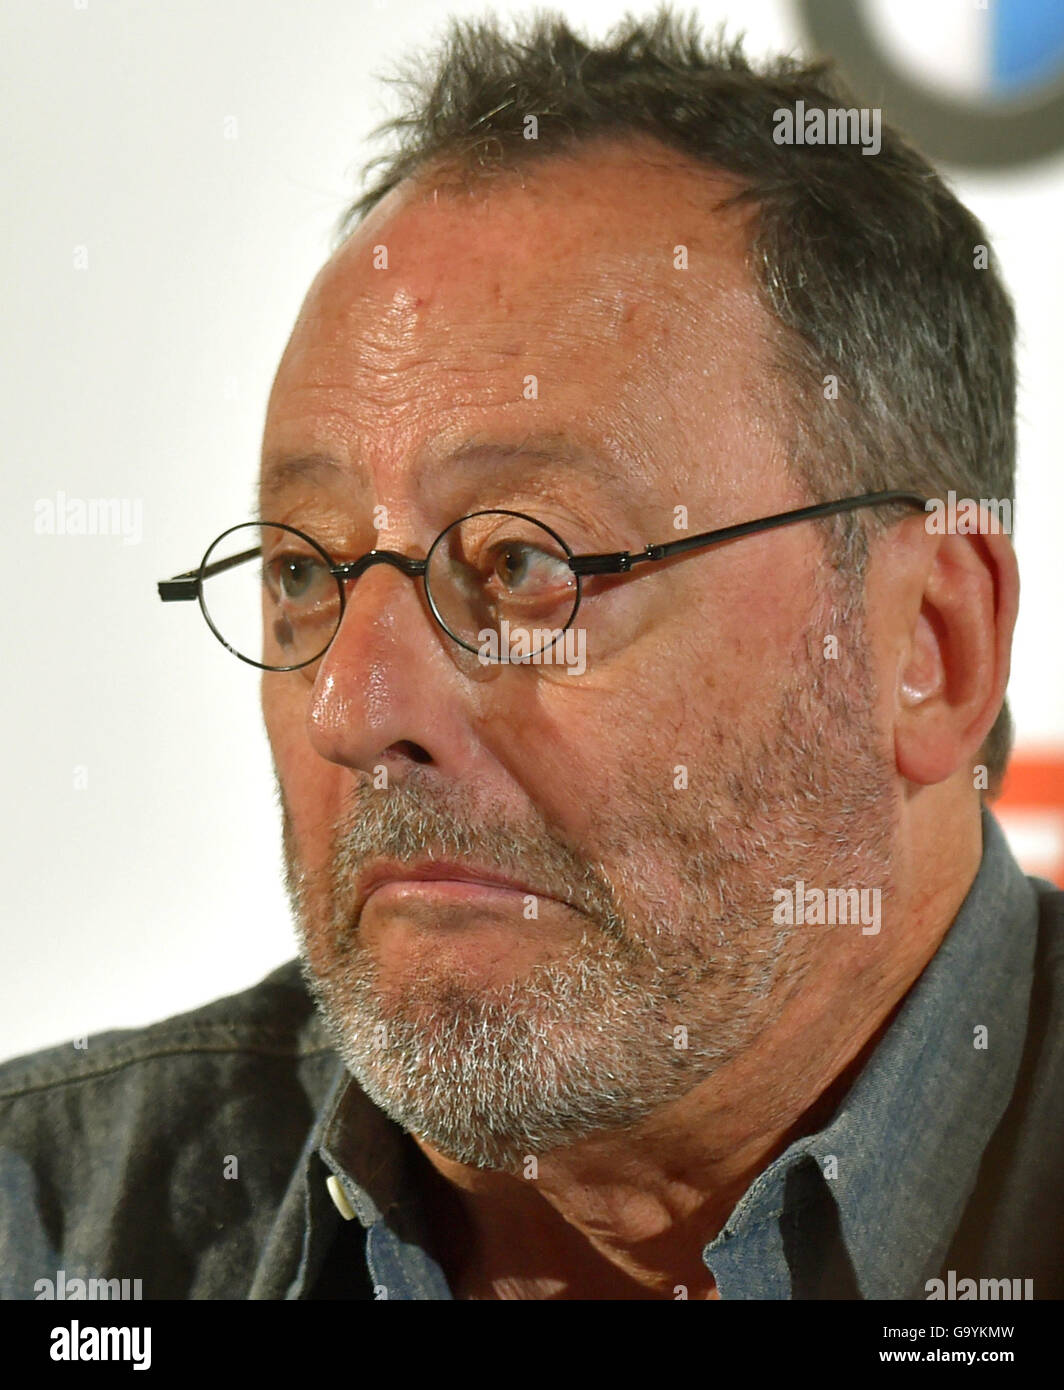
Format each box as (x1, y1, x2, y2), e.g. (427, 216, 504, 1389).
(261, 139, 896, 1170)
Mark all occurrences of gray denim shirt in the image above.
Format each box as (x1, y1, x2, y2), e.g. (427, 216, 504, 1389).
(2, 808, 1061, 1299)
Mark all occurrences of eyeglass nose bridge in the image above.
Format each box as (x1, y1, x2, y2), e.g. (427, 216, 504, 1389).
(326, 545, 510, 665)
(331, 549, 428, 584)
(293, 549, 435, 675)
(323, 549, 435, 657)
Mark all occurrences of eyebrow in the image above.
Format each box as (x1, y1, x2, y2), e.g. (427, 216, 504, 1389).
(441, 434, 587, 465)
(430, 434, 631, 487)
(258, 432, 649, 510)
(259, 452, 346, 505)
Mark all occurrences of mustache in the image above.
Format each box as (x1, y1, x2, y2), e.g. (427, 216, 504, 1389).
(280, 775, 636, 947)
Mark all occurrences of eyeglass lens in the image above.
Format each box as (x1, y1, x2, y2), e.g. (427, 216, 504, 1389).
(196, 514, 580, 670)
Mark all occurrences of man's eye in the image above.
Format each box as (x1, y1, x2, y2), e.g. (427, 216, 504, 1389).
(487, 542, 570, 594)
(267, 554, 329, 603)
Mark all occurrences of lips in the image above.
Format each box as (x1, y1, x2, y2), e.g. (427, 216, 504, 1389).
(356, 860, 553, 915)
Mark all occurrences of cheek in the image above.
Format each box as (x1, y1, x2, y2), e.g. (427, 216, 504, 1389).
(501, 598, 804, 836)
(475, 650, 714, 846)
(262, 675, 340, 881)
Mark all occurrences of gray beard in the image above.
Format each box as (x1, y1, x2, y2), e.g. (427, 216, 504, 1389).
(297, 904, 753, 1171)
(284, 596, 895, 1171)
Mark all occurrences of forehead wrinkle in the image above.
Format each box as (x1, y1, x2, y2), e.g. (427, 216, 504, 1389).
(318, 202, 720, 338)
(419, 433, 655, 503)
(306, 136, 763, 364)
(289, 198, 748, 408)
(265, 157, 773, 517)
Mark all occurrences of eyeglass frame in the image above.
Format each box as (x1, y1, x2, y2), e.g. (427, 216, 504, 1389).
(157, 489, 930, 671)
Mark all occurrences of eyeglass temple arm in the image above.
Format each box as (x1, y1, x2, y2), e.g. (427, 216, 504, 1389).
(568, 491, 929, 576)
(157, 545, 262, 601)
(157, 492, 928, 595)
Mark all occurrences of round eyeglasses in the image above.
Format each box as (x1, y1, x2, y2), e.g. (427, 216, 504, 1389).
(157, 492, 930, 672)
(172, 511, 582, 671)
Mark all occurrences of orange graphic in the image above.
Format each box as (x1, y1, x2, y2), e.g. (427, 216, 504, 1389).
(991, 751, 1064, 889)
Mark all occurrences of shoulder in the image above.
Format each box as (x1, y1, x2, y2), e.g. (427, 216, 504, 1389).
(990, 872, 1064, 1155)
(1024, 873, 1064, 1101)
(1034, 873, 1064, 958)
(0, 957, 330, 1097)
(0, 960, 340, 1299)
(1028, 873, 1064, 1059)
(946, 874, 1064, 1293)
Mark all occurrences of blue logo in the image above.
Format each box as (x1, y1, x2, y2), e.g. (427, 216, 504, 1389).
(798, 0, 1064, 167)
(992, 0, 1064, 98)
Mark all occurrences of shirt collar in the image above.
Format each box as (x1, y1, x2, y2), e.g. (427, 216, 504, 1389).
(703, 807, 1040, 1298)
(318, 1063, 454, 1299)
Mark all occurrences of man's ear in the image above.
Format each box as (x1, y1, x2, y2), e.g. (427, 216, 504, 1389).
(892, 518, 1019, 788)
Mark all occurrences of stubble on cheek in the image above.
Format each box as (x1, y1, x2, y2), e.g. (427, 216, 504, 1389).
(272, 579, 896, 1168)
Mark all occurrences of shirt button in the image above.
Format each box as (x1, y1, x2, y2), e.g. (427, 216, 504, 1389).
(325, 1173, 356, 1221)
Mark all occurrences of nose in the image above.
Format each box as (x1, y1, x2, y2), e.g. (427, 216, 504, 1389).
(304, 555, 480, 782)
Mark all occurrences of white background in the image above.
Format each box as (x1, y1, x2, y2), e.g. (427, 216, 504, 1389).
(3, 0, 1062, 1059)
